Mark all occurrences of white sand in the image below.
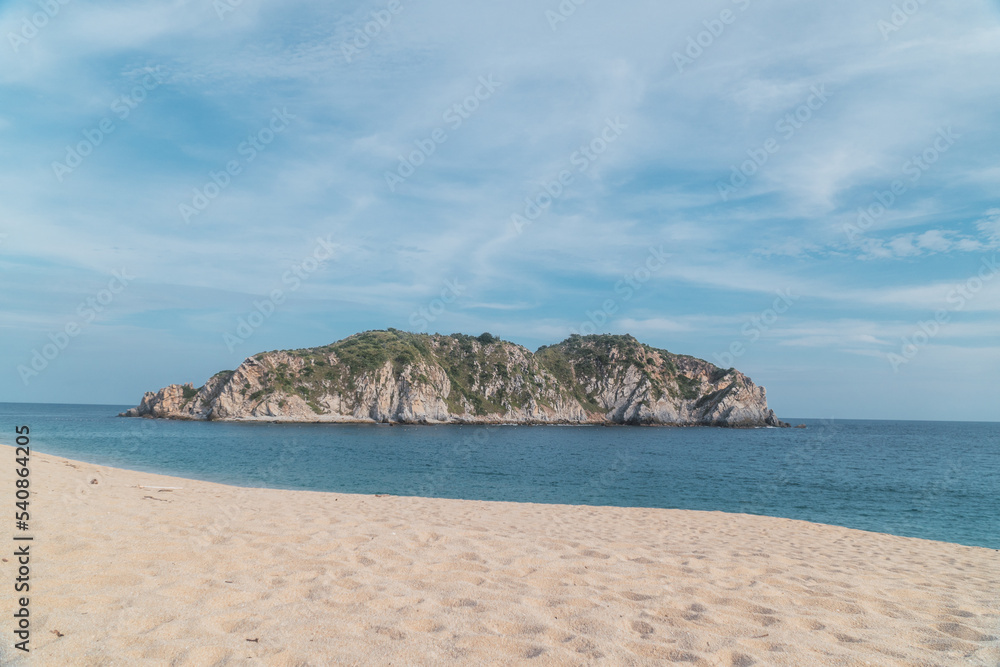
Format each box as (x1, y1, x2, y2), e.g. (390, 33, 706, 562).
(2, 444, 998, 666)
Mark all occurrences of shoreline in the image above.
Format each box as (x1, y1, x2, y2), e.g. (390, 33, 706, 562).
(4, 445, 998, 665)
(118, 414, 793, 428)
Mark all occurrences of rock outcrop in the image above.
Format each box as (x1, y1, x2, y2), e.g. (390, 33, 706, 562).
(121, 331, 787, 427)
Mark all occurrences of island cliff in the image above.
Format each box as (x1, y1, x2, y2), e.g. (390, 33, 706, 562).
(120, 331, 787, 427)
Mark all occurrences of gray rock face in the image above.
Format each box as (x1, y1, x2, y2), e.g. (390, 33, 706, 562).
(121, 331, 787, 427)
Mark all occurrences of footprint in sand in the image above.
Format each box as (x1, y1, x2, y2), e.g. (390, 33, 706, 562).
(444, 598, 478, 608)
(568, 636, 602, 658)
(373, 625, 406, 640)
(405, 618, 445, 633)
(682, 603, 706, 621)
(524, 646, 545, 659)
(490, 620, 548, 636)
(174, 646, 233, 665)
(795, 618, 825, 631)
(936, 622, 996, 642)
(630, 619, 655, 635)
(621, 591, 654, 601)
(721, 651, 757, 667)
(810, 597, 864, 615)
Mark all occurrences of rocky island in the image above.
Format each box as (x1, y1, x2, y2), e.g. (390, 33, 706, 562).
(121, 330, 787, 427)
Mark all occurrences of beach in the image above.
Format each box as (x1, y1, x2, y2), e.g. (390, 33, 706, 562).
(2, 444, 998, 666)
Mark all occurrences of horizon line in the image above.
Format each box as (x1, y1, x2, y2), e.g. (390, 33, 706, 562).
(1, 402, 998, 425)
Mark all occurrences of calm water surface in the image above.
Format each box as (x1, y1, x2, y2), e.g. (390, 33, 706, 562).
(3, 403, 997, 549)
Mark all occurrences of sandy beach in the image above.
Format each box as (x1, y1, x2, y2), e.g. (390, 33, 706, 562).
(2, 444, 998, 666)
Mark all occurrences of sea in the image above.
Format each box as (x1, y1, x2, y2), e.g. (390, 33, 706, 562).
(3, 403, 997, 549)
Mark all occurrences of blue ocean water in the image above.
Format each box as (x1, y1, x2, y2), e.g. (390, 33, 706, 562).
(3, 403, 997, 549)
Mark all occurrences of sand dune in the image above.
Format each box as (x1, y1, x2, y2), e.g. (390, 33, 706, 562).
(2, 444, 998, 666)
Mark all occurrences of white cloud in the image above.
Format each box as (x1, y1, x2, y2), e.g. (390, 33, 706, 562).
(852, 215, 1000, 260)
(976, 208, 1000, 245)
(916, 229, 954, 252)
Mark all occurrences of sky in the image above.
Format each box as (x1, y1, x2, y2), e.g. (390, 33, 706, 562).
(1, 0, 998, 420)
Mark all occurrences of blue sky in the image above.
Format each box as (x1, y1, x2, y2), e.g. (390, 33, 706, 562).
(1, 0, 999, 420)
